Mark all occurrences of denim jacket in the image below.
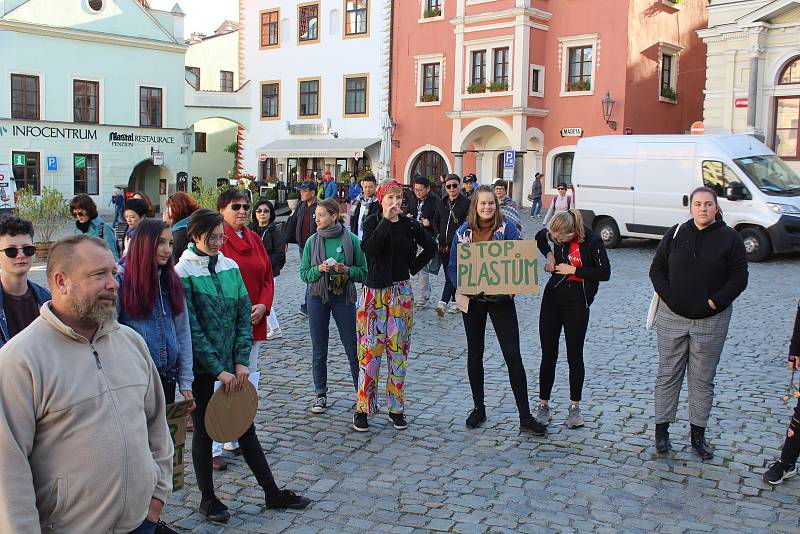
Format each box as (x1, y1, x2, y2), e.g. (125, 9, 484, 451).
(0, 280, 51, 348)
(116, 272, 194, 391)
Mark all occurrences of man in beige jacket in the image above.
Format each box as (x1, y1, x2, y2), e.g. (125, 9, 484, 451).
(0, 235, 173, 534)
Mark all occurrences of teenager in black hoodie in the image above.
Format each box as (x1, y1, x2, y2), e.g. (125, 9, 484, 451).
(649, 186, 748, 460)
(535, 209, 611, 430)
(763, 300, 800, 485)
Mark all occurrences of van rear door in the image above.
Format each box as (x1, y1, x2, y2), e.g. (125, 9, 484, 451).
(632, 142, 696, 236)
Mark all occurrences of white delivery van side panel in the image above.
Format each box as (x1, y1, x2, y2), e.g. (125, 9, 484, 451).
(572, 138, 635, 240)
(632, 142, 697, 237)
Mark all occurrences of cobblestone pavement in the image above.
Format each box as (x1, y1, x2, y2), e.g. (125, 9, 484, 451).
(39, 216, 800, 533)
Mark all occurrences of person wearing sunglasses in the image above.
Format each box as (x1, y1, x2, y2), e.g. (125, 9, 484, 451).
(535, 209, 611, 430)
(250, 198, 286, 340)
(213, 190, 275, 465)
(542, 182, 574, 227)
(175, 209, 310, 523)
(434, 174, 470, 316)
(0, 215, 51, 349)
(70, 194, 120, 260)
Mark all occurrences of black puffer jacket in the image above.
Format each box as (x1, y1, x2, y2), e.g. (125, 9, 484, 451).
(649, 219, 748, 320)
(535, 226, 611, 306)
(249, 223, 286, 276)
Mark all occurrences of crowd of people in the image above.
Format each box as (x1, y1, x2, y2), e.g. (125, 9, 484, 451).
(0, 173, 797, 534)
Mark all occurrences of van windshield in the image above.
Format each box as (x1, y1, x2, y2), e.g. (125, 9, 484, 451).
(733, 155, 800, 196)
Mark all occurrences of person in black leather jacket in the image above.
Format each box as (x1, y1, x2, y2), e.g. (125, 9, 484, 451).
(534, 209, 611, 431)
(250, 198, 286, 339)
(433, 174, 470, 316)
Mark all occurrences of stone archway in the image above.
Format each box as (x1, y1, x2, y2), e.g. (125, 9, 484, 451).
(129, 159, 172, 212)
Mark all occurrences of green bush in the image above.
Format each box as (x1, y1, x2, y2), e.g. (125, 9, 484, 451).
(15, 187, 70, 243)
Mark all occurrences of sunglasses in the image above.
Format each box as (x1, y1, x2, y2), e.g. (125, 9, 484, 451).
(445, 183, 460, 190)
(72, 210, 87, 217)
(230, 203, 250, 212)
(557, 188, 566, 191)
(2, 246, 36, 258)
(255, 208, 271, 214)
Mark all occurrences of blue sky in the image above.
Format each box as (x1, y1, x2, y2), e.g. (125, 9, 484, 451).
(148, 0, 238, 38)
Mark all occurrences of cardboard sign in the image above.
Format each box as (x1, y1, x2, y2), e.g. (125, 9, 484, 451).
(205, 380, 259, 443)
(456, 240, 539, 296)
(165, 399, 193, 491)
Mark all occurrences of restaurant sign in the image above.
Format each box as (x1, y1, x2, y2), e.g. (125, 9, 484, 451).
(288, 123, 330, 135)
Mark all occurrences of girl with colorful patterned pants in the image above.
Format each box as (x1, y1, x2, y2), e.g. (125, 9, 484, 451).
(353, 180, 437, 432)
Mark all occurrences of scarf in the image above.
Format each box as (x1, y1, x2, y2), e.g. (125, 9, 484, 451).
(308, 223, 356, 304)
(76, 219, 91, 234)
(472, 219, 495, 243)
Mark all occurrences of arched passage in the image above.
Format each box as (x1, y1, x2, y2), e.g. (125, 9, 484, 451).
(129, 159, 172, 213)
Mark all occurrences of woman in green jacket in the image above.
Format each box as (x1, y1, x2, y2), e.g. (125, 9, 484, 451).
(175, 209, 309, 525)
(300, 199, 367, 414)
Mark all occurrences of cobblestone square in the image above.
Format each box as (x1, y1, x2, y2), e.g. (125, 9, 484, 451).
(133, 218, 800, 533)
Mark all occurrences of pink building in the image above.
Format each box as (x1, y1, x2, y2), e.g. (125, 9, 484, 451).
(391, 0, 708, 206)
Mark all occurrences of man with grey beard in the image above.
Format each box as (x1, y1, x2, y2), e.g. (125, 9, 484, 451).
(0, 235, 173, 534)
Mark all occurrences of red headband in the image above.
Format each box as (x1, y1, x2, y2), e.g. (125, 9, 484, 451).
(376, 180, 403, 203)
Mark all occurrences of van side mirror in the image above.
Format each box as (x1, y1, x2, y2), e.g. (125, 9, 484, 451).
(726, 185, 744, 201)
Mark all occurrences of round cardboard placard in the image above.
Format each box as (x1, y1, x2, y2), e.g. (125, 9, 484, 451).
(204, 381, 259, 442)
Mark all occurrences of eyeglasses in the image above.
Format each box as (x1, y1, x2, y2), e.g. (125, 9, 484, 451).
(1, 246, 36, 258)
(255, 208, 271, 214)
(207, 235, 227, 245)
(230, 203, 250, 212)
(557, 188, 566, 191)
(72, 210, 87, 217)
(445, 183, 460, 190)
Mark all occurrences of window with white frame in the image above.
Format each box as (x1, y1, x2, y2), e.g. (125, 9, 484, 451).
(530, 65, 544, 97)
(416, 54, 444, 105)
(493, 47, 509, 89)
(465, 40, 513, 94)
(422, 0, 442, 18)
(559, 34, 598, 96)
(470, 50, 486, 86)
(658, 42, 682, 103)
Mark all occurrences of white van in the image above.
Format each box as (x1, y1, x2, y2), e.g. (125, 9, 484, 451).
(0, 164, 17, 211)
(571, 134, 800, 261)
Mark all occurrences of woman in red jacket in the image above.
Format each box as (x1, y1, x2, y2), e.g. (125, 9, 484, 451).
(214, 188, 274, 469)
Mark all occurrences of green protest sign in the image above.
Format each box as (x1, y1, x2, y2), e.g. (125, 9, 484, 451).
(456, 240, 538, 296)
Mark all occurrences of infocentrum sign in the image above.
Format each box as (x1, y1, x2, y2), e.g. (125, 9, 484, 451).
(9, 125, 97, 140)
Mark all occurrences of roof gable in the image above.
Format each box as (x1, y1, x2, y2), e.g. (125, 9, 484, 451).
(738, 0, 800, 24)
(3, 0, 179, 43)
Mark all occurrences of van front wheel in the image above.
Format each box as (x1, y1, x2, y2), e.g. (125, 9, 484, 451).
(594, 217, 622, 249)
(739, 227, 770, 262)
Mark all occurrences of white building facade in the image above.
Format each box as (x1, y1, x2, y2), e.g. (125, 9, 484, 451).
(239, 0, 392, 183)
(699, 0, 800, 171)
(0, 0, 192, 211)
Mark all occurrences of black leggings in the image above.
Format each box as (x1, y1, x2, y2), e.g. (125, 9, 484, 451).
(780, 397, 800, 467)
(462, 298, 531, 418)
(191, 374, 281, 501)
(538, 282, 590, 402)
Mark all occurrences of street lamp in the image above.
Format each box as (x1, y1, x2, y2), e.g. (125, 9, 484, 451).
(601, 92, 617, 131)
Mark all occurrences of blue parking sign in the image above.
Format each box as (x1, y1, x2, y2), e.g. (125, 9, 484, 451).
(47, 156, 57, 171)
(503, 150, 515, 169)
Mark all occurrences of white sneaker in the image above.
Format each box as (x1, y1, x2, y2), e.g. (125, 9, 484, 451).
(435, 301, 446, 317)
(311, 396, 327, 413)
(267, 327, 282, 340)
(447, 302, 459, 314)
(223, 441, 240, 453)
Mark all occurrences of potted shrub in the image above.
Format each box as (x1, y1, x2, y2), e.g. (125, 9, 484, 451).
(467, 83, 487, 94)
(263, 188, 277, 201)
(287, 191, 300, 212)
(424, 7, 441, 18)
(420, 93, 439, 102)
(15, 186, 70, 259)
(489, 81, 509, 92)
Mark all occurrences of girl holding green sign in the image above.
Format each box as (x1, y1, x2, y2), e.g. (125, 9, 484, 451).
(448, 185, 546, 436)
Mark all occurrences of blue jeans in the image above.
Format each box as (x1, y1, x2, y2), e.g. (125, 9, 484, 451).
(530, 197, 542, 217)
(307, 292, 359, 395)
(440, 250, 456, 304)
(128, 519, 156, 534)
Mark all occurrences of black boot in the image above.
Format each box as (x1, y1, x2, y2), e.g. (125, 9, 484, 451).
(690, 424, 713, 460)
(655, 422, 671, 454)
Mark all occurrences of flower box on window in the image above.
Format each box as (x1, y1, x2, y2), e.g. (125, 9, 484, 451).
(661, 0, 684, 8)
(420, 93, 439, 102)
(423, 7, 442, 18)
(467, 83, 487, 94)
(568, 80, 591, 92)
(660, 86, 678, 101)
(489, 81, 509, 92)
